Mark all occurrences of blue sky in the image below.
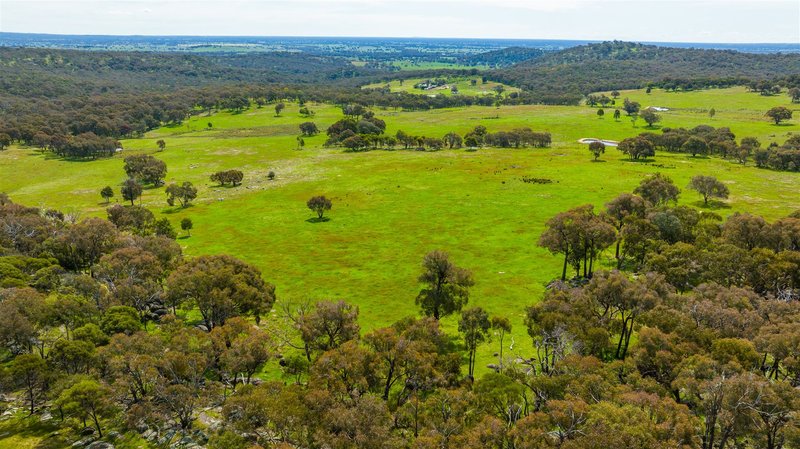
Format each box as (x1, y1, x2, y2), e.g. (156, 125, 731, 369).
(1, 0, 798, 43)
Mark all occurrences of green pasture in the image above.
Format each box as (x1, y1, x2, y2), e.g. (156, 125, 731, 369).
(1, 87, 799, 378)
(363, 76, 518, 97)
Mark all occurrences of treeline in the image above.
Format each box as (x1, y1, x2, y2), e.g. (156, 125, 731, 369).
(540, 174, 800, 296)
(621, 124, 800, 171)
(2, 190, 800, 448)
(1, 82, 568, 155)
(754, 136, 800, 171)
(322, 107, 551, 152)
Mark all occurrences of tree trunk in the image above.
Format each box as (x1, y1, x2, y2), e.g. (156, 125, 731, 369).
(28, 386, 35, 415)
(383, 363, 395, 400)
(91, 411, 103, 438)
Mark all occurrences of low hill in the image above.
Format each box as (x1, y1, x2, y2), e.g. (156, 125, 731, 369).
(460, 46, 546, 67)
(493, 41, 800, 96)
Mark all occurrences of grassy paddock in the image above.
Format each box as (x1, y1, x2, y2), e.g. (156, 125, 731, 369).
(1, 87, 799, 375)
(362, 76, 519, 97)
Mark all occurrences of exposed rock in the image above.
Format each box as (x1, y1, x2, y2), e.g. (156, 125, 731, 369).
(71, 438, 92, 448)
(86, 442, 115, 449)
(197, 411, 221, 431)
(158, 429, 176, 445)
(85, 442, 112, 449)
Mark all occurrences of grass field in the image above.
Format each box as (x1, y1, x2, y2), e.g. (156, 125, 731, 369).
(1, 87, 799, 377)
(362, 76, 518, 97)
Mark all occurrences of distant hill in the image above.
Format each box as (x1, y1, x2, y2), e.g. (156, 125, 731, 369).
(461, 46, 546, 67)
(0, 47, 379, 98)
(493, 41, 800, 95)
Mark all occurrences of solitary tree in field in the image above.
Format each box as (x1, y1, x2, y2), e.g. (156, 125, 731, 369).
(709, 108, 716, 119)
(211, 170, 244, 187)
(121, 178, 143, 206)
(297, 137, 305, 150)
(275, 102, 286, 117)
(611, 90, 620, 99)
(156, 139, 166, 151)
(100, 186, 114, 204)
(267, 171, 276, 181)
(589, 141, 605, 161)
(459, 307, 490, 379)
(416, 250, 474, 320)
(613, 109, 621, 121)
(165, 181, 197, 208)
(124, 154, 167, 186)
(307, 195, 332, 220)
(766, 106, 792, 125)
(640, 109, 661, 127)
(623, 98, 641, 116)
(597, 108, 605, 118)
(689, 175, 729, 205)
(299, 122, 319, 136)
(181, 217, 193, 236)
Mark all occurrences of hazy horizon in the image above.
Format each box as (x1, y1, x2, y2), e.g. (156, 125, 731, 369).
(1, 0, 798, 44)
(1, 32, 798, 46)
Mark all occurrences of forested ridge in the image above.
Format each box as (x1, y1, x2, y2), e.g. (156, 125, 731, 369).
(494, 41, 800, 95)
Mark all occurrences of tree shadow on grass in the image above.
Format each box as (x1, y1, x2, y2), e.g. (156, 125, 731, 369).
(178, 235, 190, 240)
(41, 152, 104, 163)
(590, 159, 607, 163)
(694, 200, 731, 210)
(619, 157, 655, 163)
(306, 217, 331, 223)
(161, 204, 193, 215)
